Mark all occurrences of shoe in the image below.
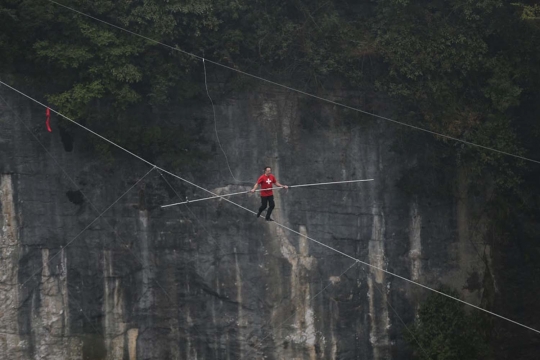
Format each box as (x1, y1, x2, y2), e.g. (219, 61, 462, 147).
(256, 212, 262, 218)
(265, 218, 274, 222)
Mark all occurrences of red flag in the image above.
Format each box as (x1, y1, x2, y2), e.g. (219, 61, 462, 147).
(45, 108, 52, 132)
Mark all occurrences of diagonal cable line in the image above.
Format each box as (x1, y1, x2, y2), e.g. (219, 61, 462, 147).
(39, 0, 540, 165)
(2, 81, 539, 335)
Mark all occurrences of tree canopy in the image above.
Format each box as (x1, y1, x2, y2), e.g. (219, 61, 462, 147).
(404, 288, 492, 360)
(2, 1, 538, 172)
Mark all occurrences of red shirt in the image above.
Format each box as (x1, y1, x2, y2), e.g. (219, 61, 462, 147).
(257, 174, 276, 197)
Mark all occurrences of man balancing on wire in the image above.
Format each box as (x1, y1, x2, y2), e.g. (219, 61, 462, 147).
(250, 166, 288, 221)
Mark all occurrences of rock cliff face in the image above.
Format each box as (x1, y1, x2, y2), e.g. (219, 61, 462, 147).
(0, 84, 493, 360)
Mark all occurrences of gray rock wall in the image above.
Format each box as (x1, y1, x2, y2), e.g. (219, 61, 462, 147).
(0, 85, 489, 359)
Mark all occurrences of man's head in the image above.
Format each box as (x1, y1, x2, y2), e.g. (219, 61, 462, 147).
(264, 166, 271, 175)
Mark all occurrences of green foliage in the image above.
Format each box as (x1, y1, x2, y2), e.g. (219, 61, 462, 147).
(0, 0, 215, 165)
(371, 0, 540, 192)
(1, 0, 539, 181)
(460, 115, 525, 190)
(405, 287, 492, 360)
(512, 3, 540, 20)
(0, 0, 369, 166)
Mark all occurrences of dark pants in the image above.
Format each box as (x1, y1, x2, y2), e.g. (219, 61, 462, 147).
(258, 195, 275, 220)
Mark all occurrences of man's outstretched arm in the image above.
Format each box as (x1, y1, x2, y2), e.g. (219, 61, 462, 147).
(250, 183, 260, 193)
(275, 181, 289, 189)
